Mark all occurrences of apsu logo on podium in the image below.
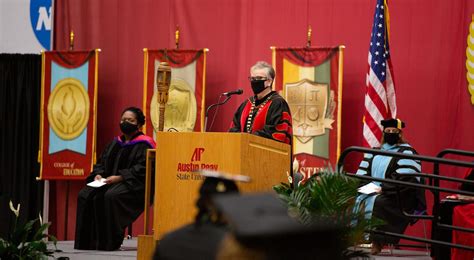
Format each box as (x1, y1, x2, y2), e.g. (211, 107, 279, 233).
(30, 0, 52, 50)
(176, 147, 219, 180)
(191, 148, 205, 162)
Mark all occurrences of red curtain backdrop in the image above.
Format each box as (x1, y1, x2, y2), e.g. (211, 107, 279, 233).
(51, 0, 474, 241)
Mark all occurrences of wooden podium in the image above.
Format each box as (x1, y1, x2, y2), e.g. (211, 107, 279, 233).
(137, 132, 291, 259)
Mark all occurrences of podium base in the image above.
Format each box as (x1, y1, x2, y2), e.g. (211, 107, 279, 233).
(137, 235, 157, 260)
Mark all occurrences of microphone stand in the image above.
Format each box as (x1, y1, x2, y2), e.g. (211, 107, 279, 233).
(204, 94, 232, 132)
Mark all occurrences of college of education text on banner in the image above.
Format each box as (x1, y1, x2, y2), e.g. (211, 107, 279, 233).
(38, 50, 99, 180)
(142, 49, 207, 135)
(363, 0, 397, 148)
(272, 46, 344, 184)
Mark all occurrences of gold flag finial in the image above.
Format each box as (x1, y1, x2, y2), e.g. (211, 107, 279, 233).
(69, 31, 75, 51)
(175, 25, 180, 49)
(306, 25, 312, 48)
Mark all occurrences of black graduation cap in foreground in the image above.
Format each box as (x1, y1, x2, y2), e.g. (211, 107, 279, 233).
(198, 170, 250, 196)
(213, 193, 346, 260)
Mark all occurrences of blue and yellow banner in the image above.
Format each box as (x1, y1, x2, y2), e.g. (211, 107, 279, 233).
(38, 50, 99, 180)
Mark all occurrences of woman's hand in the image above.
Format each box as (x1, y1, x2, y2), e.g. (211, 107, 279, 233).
(105, 175, 123, 184)
(94, 175, 103, 181)
(375, 186, 382, 193)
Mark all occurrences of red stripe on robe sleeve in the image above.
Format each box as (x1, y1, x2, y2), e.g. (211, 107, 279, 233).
(272, 132, 288, 143)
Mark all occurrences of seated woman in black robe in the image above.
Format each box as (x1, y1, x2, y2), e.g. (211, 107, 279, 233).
(74, 107, 156, 251)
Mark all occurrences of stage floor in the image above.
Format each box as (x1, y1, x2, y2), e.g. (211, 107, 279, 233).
(51, 239, 137, 260)
(50, 240, 432, 259)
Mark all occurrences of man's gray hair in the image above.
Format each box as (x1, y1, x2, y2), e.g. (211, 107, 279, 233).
(251, 61, 275, 80)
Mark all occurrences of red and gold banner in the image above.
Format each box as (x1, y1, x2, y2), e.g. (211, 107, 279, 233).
(272, 46, 344, 184)
(38, 50, 99, 180)
(142, 49, 207, 135)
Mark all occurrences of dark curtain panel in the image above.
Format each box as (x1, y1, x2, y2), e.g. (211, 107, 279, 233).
(0, 54, 43, 237)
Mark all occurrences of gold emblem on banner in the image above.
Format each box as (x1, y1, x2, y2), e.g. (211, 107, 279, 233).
(285, 79, 335, 144)
(47, 78, 90, 140)
(150, 78, 197, 132)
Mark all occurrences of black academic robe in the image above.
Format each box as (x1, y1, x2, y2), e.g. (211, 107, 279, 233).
(229, 91, 292, 145)
(74, 132, 155, 251)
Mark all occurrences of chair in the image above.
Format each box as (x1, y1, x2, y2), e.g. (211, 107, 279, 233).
(384, 184, 431, 256)
(385, 209, 430, 256)
(125, 149, 156, 240)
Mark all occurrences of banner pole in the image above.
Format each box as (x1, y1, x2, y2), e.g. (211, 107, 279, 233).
(64, 181, 70, 239)
(42, 180, 50, 236)
(64, 28, 77, 230)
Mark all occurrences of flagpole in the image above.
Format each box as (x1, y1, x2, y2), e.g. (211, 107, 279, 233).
(337, 45, 345, 159)
(63, 30, 75, 239)
(270, 46, 276, 90)
(38, 50, 49, 236)
(42, 180, 50, 236)
(142, 49, 149, 135)
(201, 48, 209, 132)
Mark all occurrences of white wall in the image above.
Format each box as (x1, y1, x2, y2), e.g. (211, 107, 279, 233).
(0, 0, 51, 53)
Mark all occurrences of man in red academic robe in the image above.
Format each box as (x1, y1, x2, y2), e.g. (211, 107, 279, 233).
(229, 61, 292, 145)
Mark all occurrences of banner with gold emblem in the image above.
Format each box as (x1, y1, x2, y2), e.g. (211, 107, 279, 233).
(272, 46, 344, 184)
(38, 50, 99, 180)
(142, 49, 207, 135)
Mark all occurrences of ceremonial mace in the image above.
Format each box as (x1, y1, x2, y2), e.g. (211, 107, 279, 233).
(156, 61, 172, 131)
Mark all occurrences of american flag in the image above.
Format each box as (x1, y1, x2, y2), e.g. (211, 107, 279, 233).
(363, 0, 397, 148)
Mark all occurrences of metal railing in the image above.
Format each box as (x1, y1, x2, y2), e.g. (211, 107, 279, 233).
(337, 146, 474, 252)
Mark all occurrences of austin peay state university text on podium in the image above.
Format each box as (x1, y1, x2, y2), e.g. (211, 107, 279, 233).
(152, 132, 291, 239)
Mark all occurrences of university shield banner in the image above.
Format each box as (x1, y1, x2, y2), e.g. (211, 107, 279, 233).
(143, 49, 207, 135)
(38, 50, 99, 180)
(272, 46, 344, 184)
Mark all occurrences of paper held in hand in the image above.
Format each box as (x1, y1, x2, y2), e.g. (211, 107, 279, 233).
(87, 178, 107, 188)
(357, 182, 381, 195)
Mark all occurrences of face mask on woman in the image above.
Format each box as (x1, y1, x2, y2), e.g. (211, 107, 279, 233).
(120, 121, 138, 135)
(384, 132, 399, 145)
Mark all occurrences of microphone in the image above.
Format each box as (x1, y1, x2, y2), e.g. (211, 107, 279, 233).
(222, 88, 243, 97)
(204, 89, 243, 132)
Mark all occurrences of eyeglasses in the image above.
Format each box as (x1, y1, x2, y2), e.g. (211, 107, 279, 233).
(384, 129, 400, 134)
(248, 76, 268, 81)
